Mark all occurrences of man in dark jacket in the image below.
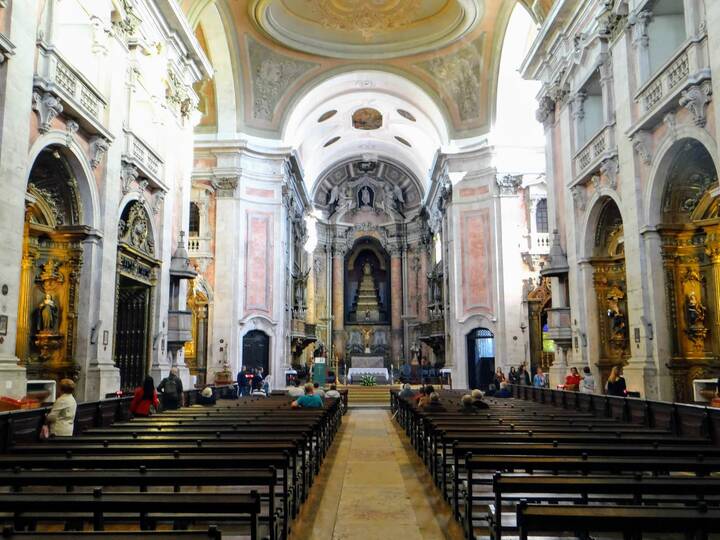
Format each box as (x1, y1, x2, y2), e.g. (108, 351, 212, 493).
(158, 367, 183, 410)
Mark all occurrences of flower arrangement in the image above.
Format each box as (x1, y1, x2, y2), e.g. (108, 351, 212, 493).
(360, 374, 377, 386)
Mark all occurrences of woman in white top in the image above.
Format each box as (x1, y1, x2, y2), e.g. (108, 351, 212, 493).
(46, 379, 77, 437)
(579, 366, 595, 394)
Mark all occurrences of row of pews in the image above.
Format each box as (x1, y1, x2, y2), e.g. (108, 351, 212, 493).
(391, 387, 720, 540)
(0, 389, 343, 540)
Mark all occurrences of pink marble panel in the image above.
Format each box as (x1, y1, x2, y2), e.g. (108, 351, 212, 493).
(245, 187, 275, 198)
(244, 212, 273, 316)
(459, 185, 489, 199)
(460, 209, 493, 316)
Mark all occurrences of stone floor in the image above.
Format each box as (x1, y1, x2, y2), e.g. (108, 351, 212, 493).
(291, 409, 465, 540)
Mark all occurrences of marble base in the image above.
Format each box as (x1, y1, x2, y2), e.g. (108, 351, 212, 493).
(84, 364, 121, 400)
(0, 357, 27, 399)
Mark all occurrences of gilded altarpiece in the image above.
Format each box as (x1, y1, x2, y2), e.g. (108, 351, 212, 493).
(527, 278, 554, 374)
(591, 201, 630, 384)
(17, 174, 86, 383)
(184, 279, 209, 385)
(659, 141, 719, 402)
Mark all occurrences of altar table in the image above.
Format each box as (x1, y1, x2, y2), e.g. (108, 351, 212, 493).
(348, 367, 389, 384)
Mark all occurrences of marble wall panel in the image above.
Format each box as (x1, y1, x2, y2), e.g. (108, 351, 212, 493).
(244, 211, 273, 316)
(460, 208, 493, 316)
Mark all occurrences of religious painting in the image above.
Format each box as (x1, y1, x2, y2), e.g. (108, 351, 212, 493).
(245, 212, 274, 316)
(460, 209, 493, 316)
(352, 107, 382, 130)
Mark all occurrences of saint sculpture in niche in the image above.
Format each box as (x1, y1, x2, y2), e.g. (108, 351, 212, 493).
(37, 293, 59, 333)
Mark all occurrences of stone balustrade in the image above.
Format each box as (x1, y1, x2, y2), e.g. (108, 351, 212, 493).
(573, 124, 615, 182)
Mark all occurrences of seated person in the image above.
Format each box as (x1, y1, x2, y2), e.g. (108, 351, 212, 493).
(197, 385, 216, 406)
(494, 381, 512, 398)
(458, 394, 477, 414)
(292, 383, 324, 409)
(399, 383, 415, 399)
(287, 380, 304, 398)
(470, 388, 489, 409)
(422, 392, 446, 412)
(325, 384, 341, 399)
(400, 363, 412, 382)
(313, 382, 326, 398)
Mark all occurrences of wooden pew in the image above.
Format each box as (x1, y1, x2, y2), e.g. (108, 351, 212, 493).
(516, 501, 720, 540)
(0, 491, 260, 538)
(0, 526, 222, 539)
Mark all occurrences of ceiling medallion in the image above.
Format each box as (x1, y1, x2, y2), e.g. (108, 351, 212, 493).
(250, 0, 483, 60)
(353, 108, 383, 130)
(313, 0, 422, 41)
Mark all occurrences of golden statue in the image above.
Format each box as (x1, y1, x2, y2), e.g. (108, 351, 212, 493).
(361, 326, 373, 352)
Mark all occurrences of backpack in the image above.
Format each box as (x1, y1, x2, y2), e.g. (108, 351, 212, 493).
(162, 376, 178, 397)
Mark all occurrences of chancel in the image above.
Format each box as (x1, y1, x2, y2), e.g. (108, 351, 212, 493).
(2, 0, 720, 538)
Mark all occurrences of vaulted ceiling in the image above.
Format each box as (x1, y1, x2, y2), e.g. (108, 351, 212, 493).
(183, 0, 553, 144)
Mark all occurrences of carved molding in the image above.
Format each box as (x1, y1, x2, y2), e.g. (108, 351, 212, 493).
(496, 173, 522, 196)
(535, 95, 556, 127)
(211, 177, 238, 198)
(679, 82, 712, 127)
(89, 136, 110, 169)
(32, 91, 64, 134)
(65, 120, 79, 147)
(152, 191, 165, 215)
(572, 185, 587, 212)
(571, 91, 586, 121)
(630, 130, 652, 165)
(629, 10, 651, 49)
(120, 163, 139, 195)
(663, 112, 677, 142)
(600, 157, 619, 190)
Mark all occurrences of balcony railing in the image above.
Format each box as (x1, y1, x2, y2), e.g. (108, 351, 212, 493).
(573, 124, 615, 182)
(632, 36, 710, 132)
(531, 233, 550, 254)
(122, 129, 166, 191)
(34, 43, 110, 138)
(188, 235, 212, 258)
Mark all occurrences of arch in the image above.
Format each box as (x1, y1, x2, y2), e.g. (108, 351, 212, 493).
(645, 131, 720, 228)
(347, 238, 388, 272)
(25, 132, 100, 230)
(579, 190, 625, 260)
(466, 326, 496, 390)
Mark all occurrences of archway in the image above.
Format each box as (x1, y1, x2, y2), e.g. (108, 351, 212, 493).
(16, 145, 89, 385)
(466, 328, 495, 391)
(655, 139, 719, 401)
(113, 200, 160, 391)
(242, 330, 270, 375)
(589, 197, 630, 386)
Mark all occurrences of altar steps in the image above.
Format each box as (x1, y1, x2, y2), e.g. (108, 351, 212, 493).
(343, 384, 398, 406)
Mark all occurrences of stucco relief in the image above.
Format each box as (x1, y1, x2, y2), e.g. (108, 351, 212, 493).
(460, 208, 493, 316)
(246, 36, 319, 122)
(245, 212, 274, 316)
(309, 0, 422, 40)
(416, 36, 484, 122)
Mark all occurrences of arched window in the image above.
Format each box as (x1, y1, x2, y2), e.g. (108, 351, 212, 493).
(535, 199, 548, 233)
(189, 202, 200, 236)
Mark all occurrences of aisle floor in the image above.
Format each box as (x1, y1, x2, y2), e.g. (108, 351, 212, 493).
(291, 409, 465, 540)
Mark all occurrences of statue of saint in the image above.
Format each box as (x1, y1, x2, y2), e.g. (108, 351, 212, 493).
(360, 186, 371, 207)
(686, 291, 706, 326)
(362, 261, 372, 276)
(37, 293, 59, 333)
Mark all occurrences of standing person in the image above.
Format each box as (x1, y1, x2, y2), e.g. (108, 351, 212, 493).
(252, 368, 264, 393)
(45, 379, 77, 437)
(237, 367, 251, 397)
(533, 367, 547, 388)
(606, 366, 627, 397)
(508, 367, 519, 384)
(158, 367, 184, 410)
(518, 364, 531, 385)
(564, 366, 582, 391)
(130, 376, 159, 416)
(580, 366, 595, 394)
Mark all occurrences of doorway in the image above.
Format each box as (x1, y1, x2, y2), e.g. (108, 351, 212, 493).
(114, 276, 151, 391)
(467, 328, 495, 390)
(243, 330, 270, 374)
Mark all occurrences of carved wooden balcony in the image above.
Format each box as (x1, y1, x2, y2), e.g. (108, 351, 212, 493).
(545, 307, 573, 348)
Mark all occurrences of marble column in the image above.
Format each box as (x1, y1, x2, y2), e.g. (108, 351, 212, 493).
(418, 245, 430, 323)
(331, 247, 344, 364)
(390, 249, 403, 365)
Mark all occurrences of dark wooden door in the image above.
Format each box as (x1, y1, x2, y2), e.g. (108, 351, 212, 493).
(242, 330, 269, 374)
(114, 277, 150, 392)
(467, 328, 495, 391)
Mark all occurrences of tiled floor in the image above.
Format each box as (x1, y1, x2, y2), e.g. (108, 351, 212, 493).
(292, 409, 465, 540)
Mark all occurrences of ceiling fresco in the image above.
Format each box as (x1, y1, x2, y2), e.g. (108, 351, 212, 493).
(182, 0, 554, 141)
